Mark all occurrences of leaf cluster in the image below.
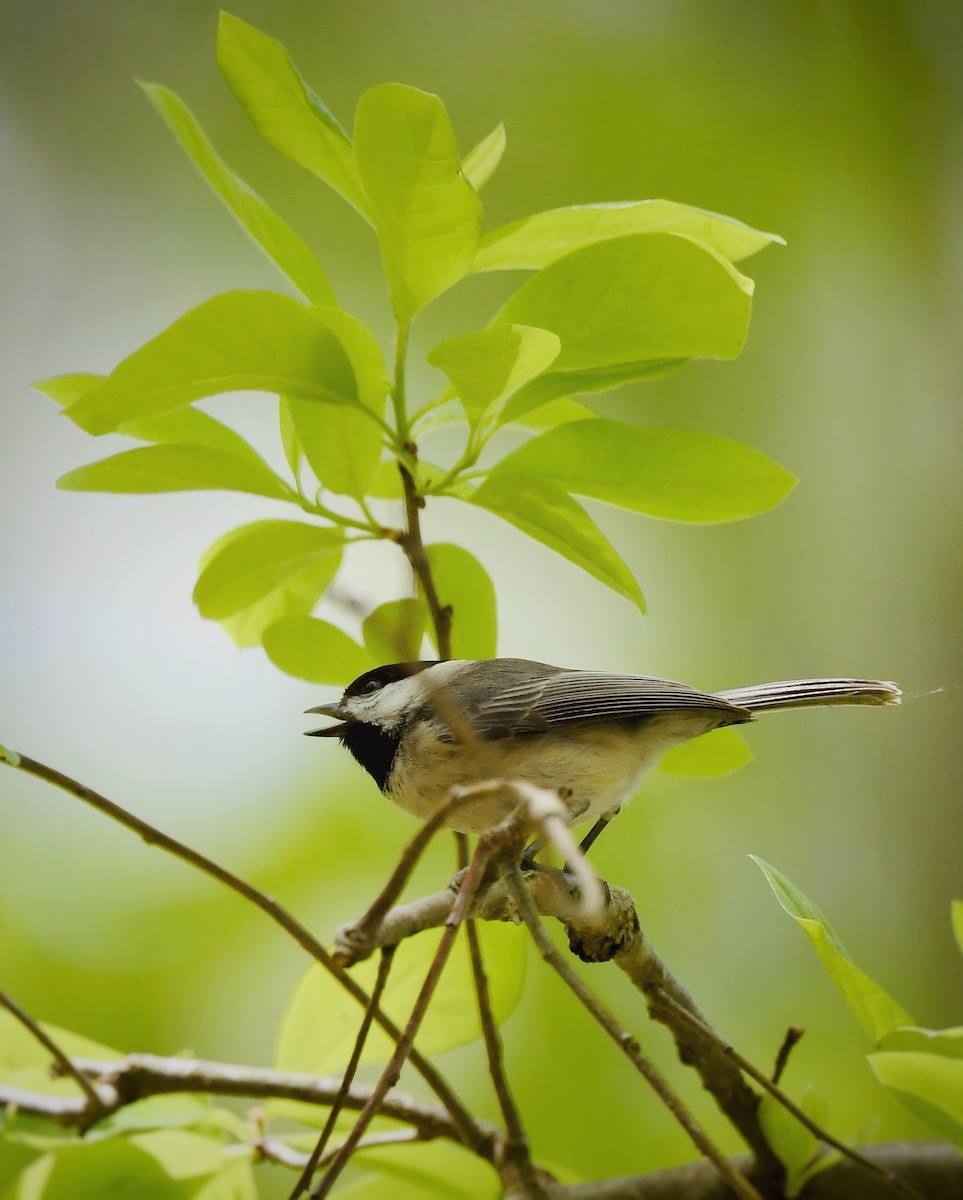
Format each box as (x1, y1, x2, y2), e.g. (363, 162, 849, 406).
(36, 12, 792, 709)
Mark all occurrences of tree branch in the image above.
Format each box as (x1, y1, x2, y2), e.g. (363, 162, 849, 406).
(0, 752, 488, 1157)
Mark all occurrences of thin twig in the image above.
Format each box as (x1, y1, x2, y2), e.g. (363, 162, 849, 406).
(772, 1025, 804, 1085)
(1, 753, 487, 1157)
(289, 947, 397, 1200)
(313, 842, 493, 1199)
(0, 988, 105, 1119)
(500, 862, 765, 1200)
(654, 990, 921, 1200)
(456, 830, 539, 1191)
(398, 460, 452, 660)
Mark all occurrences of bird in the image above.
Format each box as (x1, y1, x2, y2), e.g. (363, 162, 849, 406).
(305, 659, 900, 839)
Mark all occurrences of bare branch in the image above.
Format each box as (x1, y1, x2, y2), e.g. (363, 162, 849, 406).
(500, 862, 765, 1200)
(0, 987, 105, 1120)
(314, 840, 494, 1197)
(290, 947, 397, 1199)
(1, 1052, 497, 1151)
(397, 458, 452, 658)
(1, 752, 488, 1157)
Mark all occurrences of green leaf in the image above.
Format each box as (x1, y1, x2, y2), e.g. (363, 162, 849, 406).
(195, 523, 344, 648)
(339, 1142, 501, 1200)
(216, 13, 367, 216)
(496, 232, 753, 421)
(276, 922, 525, 1075)
(141, 82, 336, 306)
(474, 199, 784, 272)
(499, 359, 688, 423)
(952, 900, 963, 958)
(23, 1140, 190, 1200)
(278, 397, 303, 479)
(56, 444, 292, 501)
(130, 1131, 228, 1180)
(425, 544, 497, 658)
(66, 291, 359, 436)
(751, 857, 913, 1043)
(758, 1089, 818, 1198)
(191, 1160, 258, 1200)
(509, 397, 597, 430)
(879, 1026, 963, 1059)
(32, 373, 104, 405)
(281, 308, 388, 499)
(427, 324, 560, 429)
(36, 372, 268, 465)
(263, 616, 373, 684)
(462, 122, 506, 192)
(0, 1012, 120, 1077)
(868, 1050, 963, 1147)
(471, 472, 645, 612)
(354, 84, 482, 319)
(362, 599, 427, 663)
(193, 521, 345, 621)
(658, 727, 753, 777)
(491, 420, 796, 523)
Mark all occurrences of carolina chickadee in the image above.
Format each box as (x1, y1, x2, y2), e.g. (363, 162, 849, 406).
(306, 659, 900, 837)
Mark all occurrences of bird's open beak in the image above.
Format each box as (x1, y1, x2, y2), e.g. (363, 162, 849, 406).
(303, 701, 352, 738)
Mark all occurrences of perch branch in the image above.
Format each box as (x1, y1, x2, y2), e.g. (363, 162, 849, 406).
(500, 861, 764, 1200)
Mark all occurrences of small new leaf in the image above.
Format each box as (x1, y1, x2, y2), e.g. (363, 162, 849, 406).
(427, 324, 560, 429)
(354, 84, 482, 319)
(66, 291, 359, 435)
(462, 122, 507, 192)
(471, 472, 645, 612)
(362, 598, 427, 663)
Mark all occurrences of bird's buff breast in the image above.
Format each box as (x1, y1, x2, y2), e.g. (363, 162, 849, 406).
(384, 715, 707, 835)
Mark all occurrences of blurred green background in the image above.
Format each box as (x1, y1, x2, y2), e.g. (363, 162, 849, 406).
(2, 0, 961, 1192)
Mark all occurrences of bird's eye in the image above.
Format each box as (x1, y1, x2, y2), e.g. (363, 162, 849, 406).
(362, 679, 382, 695)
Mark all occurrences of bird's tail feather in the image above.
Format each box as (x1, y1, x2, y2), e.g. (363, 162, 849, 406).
(715, 678, 901, 713)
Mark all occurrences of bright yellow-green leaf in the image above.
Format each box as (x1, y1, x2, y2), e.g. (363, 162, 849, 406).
(425, 544, 497, 659)
(492, 420, 796, 523)
(66, 291, 358, 436)
(952, 900, 963, 958)
(36, 372, 268, 465)
(496, 233, 753, 421)
(471, 472, 645, 612)
(868, 1050, 963, 1147)
(362, 598, 427, 663)
(275, 922, 525, 1075)
(474, 199, 784, 272)
(263, 616, 373, 684)
(193, 521, 345, 621)
(191, 1159, 258, 1200)
(752, 857, 913, 1043)
(510, 397, 598, 430)
(341, 1142, 501, 1199)
(428, 324, 560, 428)
(281, 308, 388, 499)
(141, 82, 337, 306)
(658, 727, 753, 777)
(130, 1130, 229, 1180)
(216, 13, 367, 216)
(354, 84, 482, 319)
(56, 444, 292, 501)
(462, 123, 506, 192)
(23, 1141, 187, 1200)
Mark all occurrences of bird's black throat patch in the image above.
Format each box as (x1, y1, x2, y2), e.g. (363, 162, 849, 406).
(340, 721, 401, 792)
